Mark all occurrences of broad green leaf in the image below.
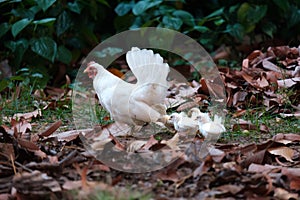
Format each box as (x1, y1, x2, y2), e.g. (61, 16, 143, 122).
(0, 23, 10, 38)
(115, 1, 134, 16)
(205, 7, 224, 19)
(56, 45, 72, 64)
(11, 18, 32, 37)
(4, 41, 17, 52)
(287, 7, 300, 28)
(0, 79, 9, 92)
(67, 1, 83, 14)
(132, 0, 162, 15)
(35, 0, 56, 12)
(56, 11, 72, 36)
(173, 10, 195, 26)
(11, 8, 35, 19)
(30, 37, 57, 62)
(249, 5, 267, 24)
(162, 15, 183, 30)
(262, 22, 277, 37)
(4, 39, 29, 67)
(238, 3, 267, 24)
(193, 25, 209, 33)
(226, 23, 244, 40)
(272, 0, 290, 11)
(33, 18, 56, 26)
(214, 18, 225, 26)
(29, 5, 42, 15)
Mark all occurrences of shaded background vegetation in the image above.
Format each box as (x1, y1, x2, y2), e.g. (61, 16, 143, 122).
(0, 0, 299, 89)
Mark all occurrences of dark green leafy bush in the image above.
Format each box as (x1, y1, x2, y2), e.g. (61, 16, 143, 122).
(114, 0, 300, 51)
(0, 0, 112, 69)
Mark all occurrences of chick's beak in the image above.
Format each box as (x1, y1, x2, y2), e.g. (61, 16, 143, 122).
(158, 115, 171, 124)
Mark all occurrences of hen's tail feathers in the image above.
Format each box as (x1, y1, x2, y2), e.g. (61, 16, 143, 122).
(126, 47, 170, 85)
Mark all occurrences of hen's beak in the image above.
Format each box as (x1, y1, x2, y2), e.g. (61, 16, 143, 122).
(83, 66, 89, 73)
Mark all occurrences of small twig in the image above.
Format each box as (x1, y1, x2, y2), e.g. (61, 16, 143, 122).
(14, 161, 33, 173)
(10, 154, 16, 174)
(59, 149, 78, 168)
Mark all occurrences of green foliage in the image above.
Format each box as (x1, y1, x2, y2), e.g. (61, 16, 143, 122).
(0, 0, 112, 69)
(0, 66, 48, 92)
(114, 0, 300, 51)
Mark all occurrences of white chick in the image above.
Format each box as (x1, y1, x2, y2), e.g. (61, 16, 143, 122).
(188, 107, 212, 123)
(168, 112, 198, 132)
(197, 114, 226, 138)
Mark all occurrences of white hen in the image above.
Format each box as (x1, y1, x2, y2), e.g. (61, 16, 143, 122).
(84, 47, 170, 127)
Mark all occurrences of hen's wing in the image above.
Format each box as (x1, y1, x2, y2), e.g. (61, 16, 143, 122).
(126, 47, 169, 85)
(126, 47, 170, 106)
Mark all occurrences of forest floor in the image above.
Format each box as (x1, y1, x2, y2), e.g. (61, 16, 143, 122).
(0, 46, 299, 199)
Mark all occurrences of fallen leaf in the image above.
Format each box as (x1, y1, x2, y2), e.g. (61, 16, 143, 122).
(17, 138, 39, 151)
(12, 109, 41, 120)
(127, 140, 147, 152)
(268, 146, 295, 162)
(274, 187, 299, 200)
(241, 149, 267, 168)
(11, 118, 32, 135)
(279, 112, 300, 118)
(273, 133, 300, 144)
(262, 59, 284, 73)
(141, 135, 159, 150)
(161, 133, 180, 151)
(281, 167, 300, 190)
(277, 77, 300, 88)
(39, 121, 62, 137)
(232, 91, 248, 106)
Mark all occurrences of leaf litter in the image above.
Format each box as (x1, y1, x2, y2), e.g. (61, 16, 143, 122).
(0, 46, 300, 199)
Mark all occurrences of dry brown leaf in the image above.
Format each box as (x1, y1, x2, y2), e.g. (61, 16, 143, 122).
(247, 50, 264, 62)
(241, 149, 267, 168)
(91, 137, 112, 150)
(11, 118, 32, 135)
(127, 140, 147, 152)
(34, 150, 47, 159)
(39, 121, 62, 137)
(48, 129, 91, 142)
(273, 133, 300, 144)
(256, 75, 269, 88)
(0, 143, 15, 160)
(12, 109, 41, 120)
(268, 146, 295, 162)
(161, 133, 180, 151)
(281, 167, 300, 190)
(262, 59, 283, 73)
(17, 138, 39, 151)
(277, 77, 300, 88)
(259, 124, 269, 133)
(141, 135, 158, 150)
(232, 122, 257, 131)
(248, 163, 280, 173)
(274, 188, 299, 200)
(109, 133, 125, 151)
(232, 109, 247, 118)
(232, 91, 248, 106)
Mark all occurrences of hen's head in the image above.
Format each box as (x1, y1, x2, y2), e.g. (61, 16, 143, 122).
(84, 61, 99, 79)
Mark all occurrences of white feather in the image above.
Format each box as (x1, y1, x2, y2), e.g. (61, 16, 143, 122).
(88, 47, 170, 127)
